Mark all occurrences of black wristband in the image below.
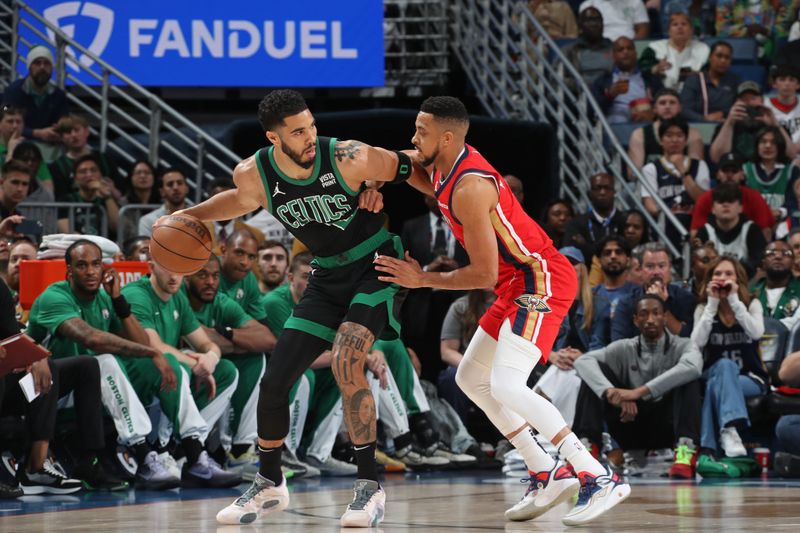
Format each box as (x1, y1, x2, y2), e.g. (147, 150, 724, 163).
(391, 151, 413, 183)
(216, 325, 234, 341)
(112, 295, 131, 319)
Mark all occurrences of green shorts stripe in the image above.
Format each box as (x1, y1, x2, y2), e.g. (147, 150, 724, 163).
(284, 316, 338, 343)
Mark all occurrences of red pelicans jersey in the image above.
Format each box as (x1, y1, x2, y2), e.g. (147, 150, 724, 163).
(432, 145, 577, 360)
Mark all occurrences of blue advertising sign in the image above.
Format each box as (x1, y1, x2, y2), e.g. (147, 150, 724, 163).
(22, 0, 385, 87)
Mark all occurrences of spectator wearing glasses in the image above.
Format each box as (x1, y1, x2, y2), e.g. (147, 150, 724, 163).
(750, 240, 800, 330)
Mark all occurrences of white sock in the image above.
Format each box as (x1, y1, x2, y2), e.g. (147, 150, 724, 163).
(557, 432, 606, 477)
(510, 430, 556, 473)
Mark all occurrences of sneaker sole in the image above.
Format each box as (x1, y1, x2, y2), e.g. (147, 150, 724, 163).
(505, 478, 580, 521)
(561, 483, 631, 526)
(217, 495, 289, 525)
(20, 484, 82, 495)
(82, 480, 130, 492)
(340, 504, 385, 527)
(181, 475, 242, 489)
(134, 478, 181, 491)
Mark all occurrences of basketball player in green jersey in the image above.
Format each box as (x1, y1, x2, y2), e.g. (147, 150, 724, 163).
(166, 89, 432, 527)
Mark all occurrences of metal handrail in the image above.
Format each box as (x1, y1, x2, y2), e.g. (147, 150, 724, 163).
(0, 0, 240, 202)
(450, 0, 690, 274)
(117, 203, 161, 245)
(21, 201, 108, 237)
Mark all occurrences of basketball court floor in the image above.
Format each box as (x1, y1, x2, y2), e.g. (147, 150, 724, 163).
(1, 471, 799, 532)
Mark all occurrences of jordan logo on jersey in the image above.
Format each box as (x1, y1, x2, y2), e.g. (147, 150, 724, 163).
(514, 294, 552, 313)
(273, 183, 285, 197)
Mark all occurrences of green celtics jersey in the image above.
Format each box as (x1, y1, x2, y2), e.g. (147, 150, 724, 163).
(743, 162, 792, 210)
(122, 276, 199, 347)
(219, 271, 266, 321)
(254, 136, 385, 257)
(27, 281, 121, 359)
(185, 286, 251, 330)
(261, 284, 295, 337)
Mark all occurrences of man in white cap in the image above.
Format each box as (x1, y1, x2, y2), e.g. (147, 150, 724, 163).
(2, 45, 68, 147)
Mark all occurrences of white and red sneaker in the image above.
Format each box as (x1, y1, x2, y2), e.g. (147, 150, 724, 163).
(561, 465, 630, 526)
(505, 461, 580, 521)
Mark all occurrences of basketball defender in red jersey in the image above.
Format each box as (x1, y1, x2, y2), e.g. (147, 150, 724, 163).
(375, 97, 630, 525)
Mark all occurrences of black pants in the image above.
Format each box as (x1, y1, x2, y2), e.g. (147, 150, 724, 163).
(573, 361, 702, 450)
(2, 356, 105, 452)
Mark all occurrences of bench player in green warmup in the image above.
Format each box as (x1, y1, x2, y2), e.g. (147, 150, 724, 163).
(169, 89, 431, 527)
(121, 259, 242, 487)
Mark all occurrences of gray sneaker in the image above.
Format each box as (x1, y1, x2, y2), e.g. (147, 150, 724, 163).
(183, 451, 242, 488)
(282, 448, 321, 478)
(17, 458, 82, 495)
(340, 479, 385, 527)
(427, 443, 478, 467)
(305, 455, 357, 477)
(135, 451, 180, 490)
(394, 445, 449, 471)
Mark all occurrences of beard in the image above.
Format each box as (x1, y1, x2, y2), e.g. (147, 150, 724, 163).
(601, 262, 626, 277)
(419, 146, 439, 168)
(32, 71, 50, 87)
(766, 265, 791, 280)
(281, 142, 315, 169)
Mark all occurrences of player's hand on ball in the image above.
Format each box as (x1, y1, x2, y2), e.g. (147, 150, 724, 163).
(153, 353, 177, 392)
(358, 188, 384, 213)
(374, 251, 424, 288)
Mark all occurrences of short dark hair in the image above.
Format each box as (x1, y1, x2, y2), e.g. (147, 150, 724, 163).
(224, 228, 258, 249)
(1, 159, 32, 178)
(290, 251, 313, 273)
(709, 40, 733, 57)
(159, 167, 186, 182)
(654, 88, 680, 102)
(635, 293, 666, 312)
(257, 90, 309, 131)
(658, 116, 689, 139)
(596, 234, 631, 258)
(259, 239, 289, 256)
(64, 239, 102, 267)
(207, 177, 235, 196)
(122, 236, 149, 259)
(0, 104, 23, 120)
(420, 96, 470, 124)
(74, 153, 102, 172)
(9, 141, 41, 163)
(712, 182, 742, 204)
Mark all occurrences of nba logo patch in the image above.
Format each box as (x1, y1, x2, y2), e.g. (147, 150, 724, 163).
(102, 309, 110, 319)
(173, 310, 179, 320)
(514, 294, 551, 313)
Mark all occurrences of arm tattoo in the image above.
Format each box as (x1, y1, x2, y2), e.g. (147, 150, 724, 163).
(334, 140, 362, 163)
(59, 318, 154, 358)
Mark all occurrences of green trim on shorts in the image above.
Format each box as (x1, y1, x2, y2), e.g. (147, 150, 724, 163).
(284, 316, 338, 343)
(351, 285, 401, 336)
(312, 227, 390, 268)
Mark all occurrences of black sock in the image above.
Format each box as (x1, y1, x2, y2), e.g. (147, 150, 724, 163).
(231, 443, 251, 458)
(258, 445, 283, 485)
(182, 437, 203, 466)
(354, 442, 379, 482)
(133, 442, 151, 464)
(394, 432, 414, 452)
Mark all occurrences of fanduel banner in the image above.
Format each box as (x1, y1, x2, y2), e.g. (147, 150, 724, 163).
(22, 1, 384, 87)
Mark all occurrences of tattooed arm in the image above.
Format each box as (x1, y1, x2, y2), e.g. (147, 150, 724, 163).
(335, 140, 434, 196)
(59, 317, 160, 359)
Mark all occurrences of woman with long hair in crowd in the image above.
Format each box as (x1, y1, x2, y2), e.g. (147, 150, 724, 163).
(743, 126, 800, 221)
(122, 160, 160, 205)
(691, 256, 768, 477)
(539, 198, 574, 249)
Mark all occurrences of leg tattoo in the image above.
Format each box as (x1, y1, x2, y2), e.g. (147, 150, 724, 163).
(331, 322, 376, 444)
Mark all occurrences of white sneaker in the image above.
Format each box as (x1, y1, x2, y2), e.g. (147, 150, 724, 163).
(720, 427, 747, 457)
(561, 465, 631, 526)
(340, 479, 385, 527)
(157, 452, 183, 480)
(216, 473, 289, 525)
(505, 461, 580, 521)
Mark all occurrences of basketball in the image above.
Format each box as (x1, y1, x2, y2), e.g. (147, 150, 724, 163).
(150, 214, 212, 275)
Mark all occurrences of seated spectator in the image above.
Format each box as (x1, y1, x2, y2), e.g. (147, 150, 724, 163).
(662, 0, 716, 38)
(9, 141, 54, 198)
(593, 37, 662, 123)
(710, 81, 797, 163)
(561, 7, 614, 89)
(563, 172, 626, 266)
(122, 160, 160, 205)
(540, 198, 575, 249)
(764, 64, 800, 156)
(590, 235, 638, 350)
(138, 168, 193, 237)
(641, 117, 710, 236)
(122, 235, 150, 261)
(680, 41, 742, 122)
(612, 242, 696, 340)
(438, 288, 501, 444)
(6, 237, 37, 322)
(527, 0, 578, 40)
(686, 242, 719, 297)
(691, 152, 776, 240)
(573, 294, 703, 478)
(639, 13, 710, 91)
(776, 351, 800, 458)
(0, 160, 31, 220)
(695, 183, 767, 274)
(257, 239, 289, 294)
(742, 125, 800, 218)
(0, 105, 24, 162)
(628, 88, 705, 170)
(627, 244, 647, 286)
(1, 46, 67, 153)
(750, 240, 800, 329)
(49, 114, 122, 199)
(205, 178, 265, 253)
(622, 209, 652, 247)
(503, 174, 525, 203)
(774, 35, 800, 72)
(578, 0, 650, 41)
(789, 228, 800, 276)
(56, 154, 120, 237)
(715, 0, 797, 60)
(692, 256, 768, 476)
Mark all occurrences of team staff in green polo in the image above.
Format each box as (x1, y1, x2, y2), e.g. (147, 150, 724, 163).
(121, 259, 241, 487)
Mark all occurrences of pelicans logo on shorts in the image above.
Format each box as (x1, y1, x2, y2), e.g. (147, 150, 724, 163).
(514, 294, 552, 313)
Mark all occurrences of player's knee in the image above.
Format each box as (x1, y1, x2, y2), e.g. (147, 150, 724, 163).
(260, 369, 292, 402)
(81, 355, 101, 381)
(215, 359, 238, 390)
(488, 368, 525, 406)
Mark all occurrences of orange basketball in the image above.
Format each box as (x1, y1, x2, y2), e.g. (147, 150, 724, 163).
(150, 214, 212, 275)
